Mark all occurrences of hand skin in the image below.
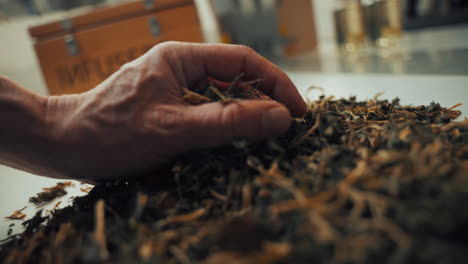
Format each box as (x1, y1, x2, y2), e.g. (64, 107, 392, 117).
(0, 42, 307, 182)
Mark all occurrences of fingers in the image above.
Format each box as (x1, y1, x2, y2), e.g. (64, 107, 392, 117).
(154, 42, 307, 117)
(179, 100, 291, 149)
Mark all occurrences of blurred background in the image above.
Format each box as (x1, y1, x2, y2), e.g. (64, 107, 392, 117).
(0, 0, 467, 95)
(1, 0, 467, 238)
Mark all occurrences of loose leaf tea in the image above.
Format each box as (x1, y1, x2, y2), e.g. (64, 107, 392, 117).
(28, 182, 72, 206)
(1, 77, 467, 264)
(4, 207, 27, 220)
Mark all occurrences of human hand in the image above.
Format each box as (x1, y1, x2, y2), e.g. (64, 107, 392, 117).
(42, 42, 307, 181)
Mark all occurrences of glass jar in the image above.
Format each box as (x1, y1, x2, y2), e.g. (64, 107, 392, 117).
(362, 0, 402, 48)
(377, 0, 402, 48)
(334, 0, 367, 52)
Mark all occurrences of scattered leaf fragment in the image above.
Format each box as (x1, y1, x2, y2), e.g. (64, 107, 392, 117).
(29, 182, 72, 206)
(5, 206, 27, 220)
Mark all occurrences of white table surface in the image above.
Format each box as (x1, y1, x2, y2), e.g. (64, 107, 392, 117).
(290, 73, 468, 119)
(1, 72, 467, 241)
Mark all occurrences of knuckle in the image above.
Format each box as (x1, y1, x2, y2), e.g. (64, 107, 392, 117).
(238, 45, 258, 71)
(239, 45, 256, 56)
(219, 105, 240, 139)
(242, 46, 257, 58)
(138, 71, 164, 91)
(152, 41, 182, 54)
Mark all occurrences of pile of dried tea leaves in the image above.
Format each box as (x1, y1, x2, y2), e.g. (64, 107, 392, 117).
(1, 77, 467, 264)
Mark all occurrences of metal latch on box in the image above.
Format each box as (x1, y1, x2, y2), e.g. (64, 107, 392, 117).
(143, 0, 154, 9)
(61, 18, 73, 30)
(65, 35, 79, 56)
(148, 16, 161, 36)
(61, 18, 79, 56)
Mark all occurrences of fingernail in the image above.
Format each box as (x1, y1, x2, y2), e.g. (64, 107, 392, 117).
(262, 106, 291, 136)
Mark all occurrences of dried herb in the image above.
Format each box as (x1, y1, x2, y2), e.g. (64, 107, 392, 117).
(28, 182, 72, 206)
(80, 186, 94, 193)
(0, 76, 467, 264)
(5, 207, 27, 220)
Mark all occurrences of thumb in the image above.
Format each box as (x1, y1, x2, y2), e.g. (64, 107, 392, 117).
(183, 100, 291, 148)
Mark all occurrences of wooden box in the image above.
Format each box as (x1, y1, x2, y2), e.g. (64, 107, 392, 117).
(29, 0, 203, 95)
(278, 0, 317, 56)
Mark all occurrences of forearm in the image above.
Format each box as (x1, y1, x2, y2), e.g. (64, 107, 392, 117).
(0, 75, 55, 175)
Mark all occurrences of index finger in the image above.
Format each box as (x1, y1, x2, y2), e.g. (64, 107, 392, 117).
(158, 42, 307, 117)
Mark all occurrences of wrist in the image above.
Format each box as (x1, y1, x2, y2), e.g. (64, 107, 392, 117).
(38, 93, 84, 178)
(0, 76, 48, 140)
(0, 76, 79, 177)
